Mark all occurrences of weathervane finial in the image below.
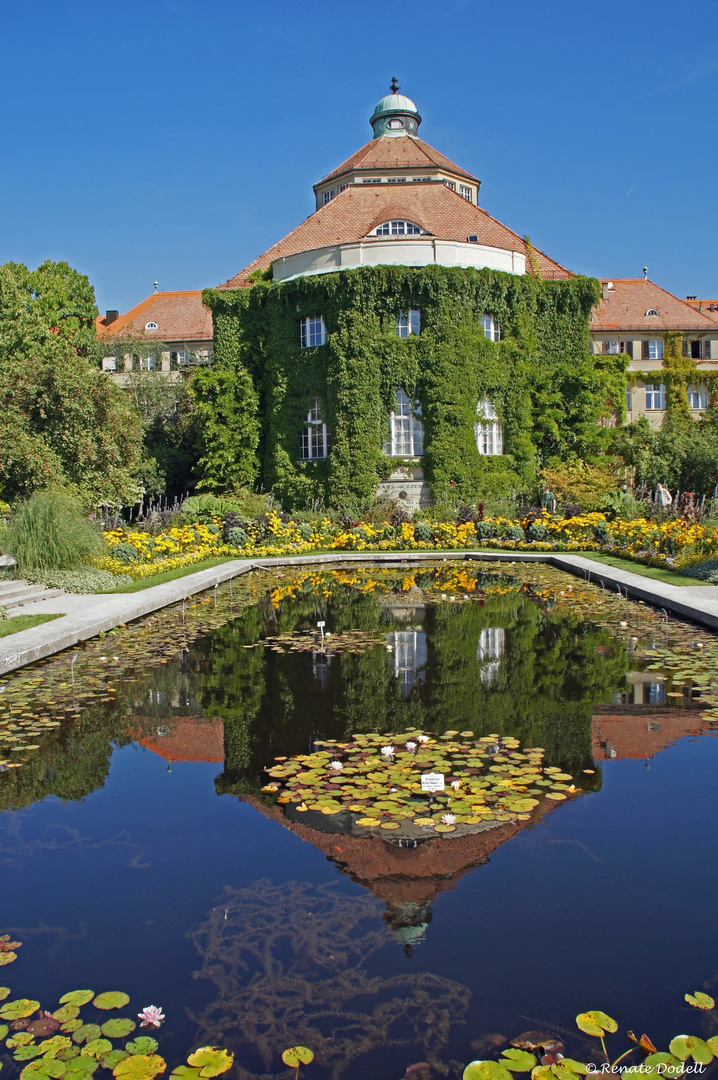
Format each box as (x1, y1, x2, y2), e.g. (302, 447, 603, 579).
(390, 76, 400, 94)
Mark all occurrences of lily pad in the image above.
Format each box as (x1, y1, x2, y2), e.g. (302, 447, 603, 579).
(0, 988, 10, 1001)
(575, 1012, 617, 1037)
(92, 993, 130, 1012)
(113, 1055, 166, 1080)
(99, 1052, 129, 1070)
(82, 1039, 113, 1059)
(668, 1036, 713, 1064)
(126, 1039, 158, 1056)
(28, 1018, 61, 1037)
(501, 1049, 536, 1071)
(101, 1020, 136, 1039)
(72, 1026, 102, 1046)
(52, 1006, 80, 1023)
(58, 993, 94, 1008)
(64, 1058, 98, 1076)
(0, 999, 41, 1020)
(169, 1070, 202, 1080)
(280, 1047, 313, 1069)
(8, 1031, 35, 1046)
(463, 1062, 513, 1080)
(685, 991, 715, 1010)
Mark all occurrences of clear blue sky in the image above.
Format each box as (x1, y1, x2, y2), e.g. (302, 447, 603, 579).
(2, 0, 716, 313)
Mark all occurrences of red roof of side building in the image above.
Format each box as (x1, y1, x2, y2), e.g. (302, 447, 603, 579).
(97, 291, 213, 342)
(219, 182, 571, 289)
(316, 134, 479, 186)
(590, 279, 718, 333)
(684, 299, 718, 326)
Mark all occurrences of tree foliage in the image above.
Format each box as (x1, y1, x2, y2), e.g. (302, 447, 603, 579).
(0, 260, 143, 505)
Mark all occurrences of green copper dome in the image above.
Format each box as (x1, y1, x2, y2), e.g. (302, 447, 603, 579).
(370, 78, 422, 139)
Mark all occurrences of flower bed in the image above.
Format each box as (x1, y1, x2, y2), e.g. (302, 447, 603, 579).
(92, 510, 718, 582)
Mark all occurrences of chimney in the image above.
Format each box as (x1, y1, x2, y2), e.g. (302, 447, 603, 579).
(601, 282, 608, 301)
(104, 310, 120, 325)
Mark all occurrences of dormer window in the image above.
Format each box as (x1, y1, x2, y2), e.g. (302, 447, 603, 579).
(323, 189, 335, 205)
(460, 185, 472, 202)
(646, 309, 659, 317)
(374, 220, 423, 236)
(145, 321, 159, 330)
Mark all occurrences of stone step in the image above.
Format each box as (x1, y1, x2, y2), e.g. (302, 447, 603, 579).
(0, 583, 65, 609)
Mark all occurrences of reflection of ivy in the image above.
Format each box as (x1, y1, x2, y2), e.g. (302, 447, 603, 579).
(189, 879, 470, 1079)
(201, 266, 613, 507)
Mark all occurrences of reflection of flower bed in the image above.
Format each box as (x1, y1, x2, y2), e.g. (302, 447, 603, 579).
(243, 628, 386, 655)
(262, 731, 580, 839)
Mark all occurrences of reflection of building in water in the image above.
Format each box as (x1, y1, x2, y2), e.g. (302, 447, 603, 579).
(311, 649, 333, 689)
(387, 629, 427, 696)
(135, 716, 225, 763)
(611, 671, 666, 706)
(592, 686, 710, 761)
(477, 627, 505, 684)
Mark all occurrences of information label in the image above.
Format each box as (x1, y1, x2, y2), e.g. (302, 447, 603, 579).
(421, 772, 445, 793)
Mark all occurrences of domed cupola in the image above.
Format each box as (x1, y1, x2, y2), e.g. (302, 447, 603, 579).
(369, 77, 421, 139)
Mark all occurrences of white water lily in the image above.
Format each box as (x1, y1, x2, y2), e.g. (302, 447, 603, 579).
(330, 761, 343, 771)
(405, 741, 417, 752)
(450, 780, 460, 791)
(417, 735, 429, 744)
(381, 745, 395, 757)
(441, 814, 456, 825)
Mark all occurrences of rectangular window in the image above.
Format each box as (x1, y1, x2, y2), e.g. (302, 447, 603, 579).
(101, 356, 117, 371)
(339, 183, 349, 192)
(690, 339, 711, 359)
(602, 341, 633, 356)
(626, 388, 632, 411)
(687, 384, 709, 409)
(140, 356, 155, 371)
(475, 399, 503, 455)
(300, 316, 327, 348)
(384, 389, 424, 456)
(411, 176, 432, 182)
(322, 190, 334, 204)
(387, 177, 407, 183)
(645, 383, 666, 410)
(300, 397, 330, 460)
(443, 180, 456, 191)
(481, 314, 501, 342)
(643, 339, 664, 361)
(460, 185, 472, 202)
(362, 178, 381, 184)
(396, 309, 421, 337)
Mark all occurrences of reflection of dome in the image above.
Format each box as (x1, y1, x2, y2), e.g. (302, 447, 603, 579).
(384, 900, 432, 957)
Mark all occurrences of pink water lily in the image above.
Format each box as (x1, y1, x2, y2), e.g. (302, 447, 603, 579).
(138, 1006, 165, 1028)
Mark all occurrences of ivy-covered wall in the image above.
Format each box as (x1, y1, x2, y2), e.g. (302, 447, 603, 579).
(200, 265, 618, 509)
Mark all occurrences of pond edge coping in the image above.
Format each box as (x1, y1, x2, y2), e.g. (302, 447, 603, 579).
(0, 550, 716, 677)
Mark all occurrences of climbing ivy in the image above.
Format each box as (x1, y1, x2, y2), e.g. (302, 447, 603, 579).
(201, 265, 616, 509)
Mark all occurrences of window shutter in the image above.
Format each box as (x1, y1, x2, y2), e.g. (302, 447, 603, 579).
(642, 340, 650, 360)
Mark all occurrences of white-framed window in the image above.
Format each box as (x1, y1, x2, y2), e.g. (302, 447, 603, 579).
(687, 384, 709, 410)
(101, 356, 117, 371)
(460, 184, 472, 202)
(644, 339, 664, 361)
(481, 314, 501, 342)
(140, 356, 156, 371)
(387, 177, 407, 183)
(300, 397, 330, 460)
(444, 180, 456, 191)
(145, 321, 158, 330)
(687, 339, 712, 360)
(602, 340, 632, 356)
(384, 389, 424, 457)
(645, 383, 666, 410)
(412, 176, 432, 182)
(339, 183, 349, 192)
(475, 399, 503, 456)
(626, 388, 632, 410)
(300, 316, 326, 348)
(645, 308, 659, 317)
(374, 220, 423, 236)
(396, 309, 420, 337)
(323, 189, 335, 205)
(362, 177, 381, 184)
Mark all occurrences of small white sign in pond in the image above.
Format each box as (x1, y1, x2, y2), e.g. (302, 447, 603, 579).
(421, 772, 445, 793)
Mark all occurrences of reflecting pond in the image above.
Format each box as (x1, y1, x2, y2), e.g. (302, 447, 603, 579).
(2, 562, 718, 1080)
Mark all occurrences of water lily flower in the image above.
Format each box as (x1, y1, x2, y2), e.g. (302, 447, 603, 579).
(381, 745, 395, 757)
(329, 761, 343, 771)
(138, 1006, 165, 1029)
(417, 735, 429, 744)
(450, 780, 460, 790)
(441, 814, 456, 825)
(405, 741, 417, 752)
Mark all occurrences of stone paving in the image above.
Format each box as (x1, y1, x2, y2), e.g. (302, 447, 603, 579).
(0, 550, 715, 677)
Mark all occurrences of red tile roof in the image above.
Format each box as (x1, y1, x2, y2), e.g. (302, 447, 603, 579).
(316, 134, 479, 186)
(97, 291, 213, 343)
(219, 182, 571, 289)
(590, 279, 717, 333)
(684, 299, 718, 326)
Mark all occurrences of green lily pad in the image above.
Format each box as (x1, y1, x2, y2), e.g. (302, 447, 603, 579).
(280, 1047, 313, 1070)
(685, 991, 715, 1010)
(99, 1052, 129, 1070)
(14, 1045, 45, 1061)
(463, 1062, 513, 1080)
(58, 993, 94, 1008)
(82, 1039, 113, 1059)
(20, 1064, 67, 1080)
(169, 1069, 202, 1080)
(0, 999, 41, 1020)
(92, 994, 130, 1012)
(112, 1054, 166, 1080)
(101, 1020, 136, 1039)
(185, 1048, 234, 1077)
(8, 1031, 35, 1046)
(72, 1026, 102, 1046)
(0, 1022, 9, 1039)
(530, 1068, 554, 1080)
(575, 1011, 617, 1037)
(64, 1058, 98, 1076)
(126, 1040, 158, 1056)
(56, 1049, 80, 1062)
(60, 1021, 83, 1035)
(501, 1049, 536, 1071)
(0, 988, 10, 1002)
(52, 1006, 80, 1023)
(669, 1036, 713, 1064)
(553, 1060, 588, 1075)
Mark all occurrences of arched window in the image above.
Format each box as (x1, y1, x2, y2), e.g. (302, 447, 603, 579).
(300, 398, 330, 460)
(481, 314, 501, 341)
(645, 309, 659, 317)
(373, 220, 424, 236)
(384, 389, 424, 457)
(145, 321, 159, 330)
(396, 309, 420, 337)
(475, 399, 503, 456)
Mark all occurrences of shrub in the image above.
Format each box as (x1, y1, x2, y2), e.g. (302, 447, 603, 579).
(475, 521, 496, 540)
(109, 541, 140, 564)
(4, 492, 104, 572)
(24, 567, 131, 592)
(297, 523, 313, 541)
(593, 521, 610, 543)
(526, 521, 549, 542)
(456, 504, 479, 525)
(503, 524, 525, 541)
(413, 522, 433, 543)
(226, 527, 248, 548)
(681, 558, 718, 582)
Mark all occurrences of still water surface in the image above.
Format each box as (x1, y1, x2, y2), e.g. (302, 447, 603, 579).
(1, 563, 717, 1079)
